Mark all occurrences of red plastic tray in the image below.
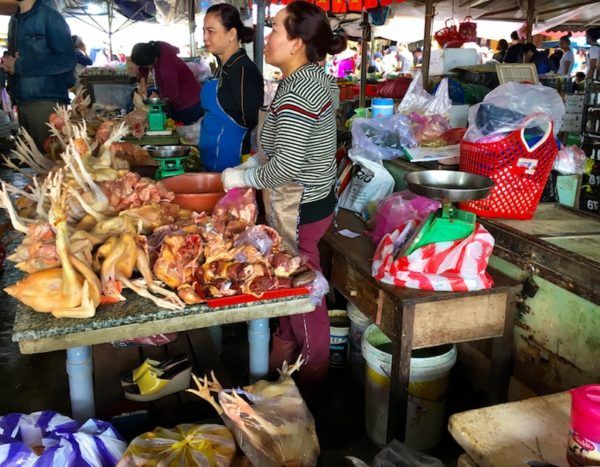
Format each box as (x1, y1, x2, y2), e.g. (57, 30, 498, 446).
(207, 287, 310, 308)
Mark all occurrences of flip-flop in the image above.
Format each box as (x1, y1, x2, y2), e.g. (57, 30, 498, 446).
(124, 361, 192, 402)
(120, 354, 189, 387)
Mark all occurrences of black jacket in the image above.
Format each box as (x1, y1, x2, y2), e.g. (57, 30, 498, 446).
(215, 49, 264, 146)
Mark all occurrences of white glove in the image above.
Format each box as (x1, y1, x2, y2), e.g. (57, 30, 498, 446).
(238, 155, 261, 169)
(221, 168, 249, 192)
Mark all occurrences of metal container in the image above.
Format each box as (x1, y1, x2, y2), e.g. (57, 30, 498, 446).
(404, 170, 493, 202)
(145, 145, 191, 159)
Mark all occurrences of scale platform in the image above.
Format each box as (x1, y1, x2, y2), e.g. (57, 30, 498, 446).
(145, 145, 190, 180)
(401, 170, 494, 256)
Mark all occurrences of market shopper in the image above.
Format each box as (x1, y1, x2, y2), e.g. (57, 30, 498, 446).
(493, 39, 508, 62)
(1, 0, 76, 150)
(200, 4, 264, 172)
(131, 41, 202, 125)
(522, 43, 556, 74)
(504, 31, 523, 64)
(72, 35, 92, 85)
(219, 1, 345, 391)
(586, 27, 600, 80)
(558, 35, 575, 76)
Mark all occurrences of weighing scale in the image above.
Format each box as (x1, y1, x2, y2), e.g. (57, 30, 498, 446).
(145, 145, 190, 180)
(147, 97, 168, 133)
(401, 170, 494, 256)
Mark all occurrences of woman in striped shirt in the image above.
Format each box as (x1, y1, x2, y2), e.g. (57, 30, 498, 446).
(221, 1, 346, 390)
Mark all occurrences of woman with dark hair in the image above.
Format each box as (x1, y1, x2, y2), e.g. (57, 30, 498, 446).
(586, 27, 600, 80)
(131, 41, 201, 125)
(200, 4, 263, 172)
(220, 1, 346, 390)
(558, 35, 574, 76)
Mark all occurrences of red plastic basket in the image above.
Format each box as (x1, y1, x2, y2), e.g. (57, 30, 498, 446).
(459, 123, 558, 220)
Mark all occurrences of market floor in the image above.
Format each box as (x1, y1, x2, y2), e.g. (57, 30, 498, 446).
(0, 302, 469, 465)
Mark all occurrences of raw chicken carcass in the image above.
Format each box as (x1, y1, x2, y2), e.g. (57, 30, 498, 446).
(153, 234, 203, 289)
(187, 356, 320, 467)
(213, 188, 257, 226)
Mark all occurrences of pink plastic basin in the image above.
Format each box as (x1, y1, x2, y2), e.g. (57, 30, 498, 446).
(161, 172, 224, 213)
(571, 384, 600, 442)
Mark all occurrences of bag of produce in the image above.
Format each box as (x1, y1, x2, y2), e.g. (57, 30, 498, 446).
(0, 412, 126, 466)
(397, 72, 451, 117)
(350, 114, 417, 162)
(117, 424, 235, 466)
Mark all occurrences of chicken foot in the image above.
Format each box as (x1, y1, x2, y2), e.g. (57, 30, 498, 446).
(187, 374, 225, 415)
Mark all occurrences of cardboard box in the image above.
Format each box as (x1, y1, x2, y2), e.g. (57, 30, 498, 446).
(564, 94, 585, 113)
(561, 113, 583, 132)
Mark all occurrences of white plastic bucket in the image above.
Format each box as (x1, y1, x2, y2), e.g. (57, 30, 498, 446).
(347, 303, 372, 387)
(329, 310, 350, 368)
(362, 324, 457, 450)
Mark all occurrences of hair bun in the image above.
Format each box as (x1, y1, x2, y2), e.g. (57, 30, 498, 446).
(329, 34, 347, 55)
(239, 25, 255, 44)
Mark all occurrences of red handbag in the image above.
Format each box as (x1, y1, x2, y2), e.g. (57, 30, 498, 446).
(459, 16, 477, 42)
(434, 19, 464, 48)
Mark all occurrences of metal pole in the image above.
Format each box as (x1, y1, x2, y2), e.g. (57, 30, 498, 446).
(359, 11, 370, 108)
(254, 0, 265, 73)
(107, 0, 114, 59)
(526, 0, 535, 42)
(189, 0, 196, 56)
(421, 0, 434, 92)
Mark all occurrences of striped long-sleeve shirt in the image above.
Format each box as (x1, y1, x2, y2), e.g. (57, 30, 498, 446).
(247, 63, 337, 208)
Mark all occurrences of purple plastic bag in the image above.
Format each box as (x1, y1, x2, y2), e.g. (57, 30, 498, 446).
(234, 225, 274, 255)
(366, 191, 441, 245)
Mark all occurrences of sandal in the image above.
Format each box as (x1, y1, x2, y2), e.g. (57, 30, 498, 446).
(124, 361, 192, 402)
(120, 354, 189, 387)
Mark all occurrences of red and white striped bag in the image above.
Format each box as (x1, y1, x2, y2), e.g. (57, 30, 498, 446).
(372, 221, 495, 292)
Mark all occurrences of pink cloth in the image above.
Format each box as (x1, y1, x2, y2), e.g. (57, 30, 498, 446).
(269, 214, 334, 391)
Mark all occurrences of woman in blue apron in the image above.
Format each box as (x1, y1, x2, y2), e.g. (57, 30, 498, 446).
(200, 4, 264, 172)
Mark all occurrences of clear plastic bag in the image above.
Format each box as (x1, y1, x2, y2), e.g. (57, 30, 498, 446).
(234, 225, 274, 255)
(397, 72, 451, 117)
(464, 82, 566, 142)
(350, 114, 417, 162)
(213, 188, 258, 225)
(372, 440, 444, 467)
(307, 270, 329, 305)
(408, 112, 452, 146)
(0, 412, 126, 466)
(366, 192, 441, 245)
(117, 424, 235, 466)
(554, 145, 587, 175)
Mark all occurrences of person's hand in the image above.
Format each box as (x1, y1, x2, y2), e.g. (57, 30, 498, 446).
(221, 168, 248, 192)
(1, 54, 16, 74)
(236, 155, 261, 170)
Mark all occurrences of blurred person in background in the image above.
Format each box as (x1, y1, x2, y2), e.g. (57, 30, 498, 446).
(549, 48, 563, 72)
(505, 31, 523, 63)
(397, 43, 413, 73)
(413, 47, 423, 66)
(381, 46, 398, 75)
(586, 27, 600, 80)
(72, 35, 92, 84)
(522, 43, 556, 74)
(493, 39, 508, 62)
(558, 35, 574, 76)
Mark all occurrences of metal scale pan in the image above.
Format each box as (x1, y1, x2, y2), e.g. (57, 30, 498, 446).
(404, 170, 494, 203)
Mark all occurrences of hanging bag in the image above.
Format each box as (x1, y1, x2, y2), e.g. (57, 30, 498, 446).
(434, 19, 463, 48)
(459, 16, 477, 42)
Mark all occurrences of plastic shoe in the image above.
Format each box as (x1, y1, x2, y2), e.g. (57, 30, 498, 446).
(124, 361, 192, 402)
(120, 354, 188, 387)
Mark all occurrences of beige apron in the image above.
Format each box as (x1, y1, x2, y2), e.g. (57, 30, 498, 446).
(256, 108, 304, 255)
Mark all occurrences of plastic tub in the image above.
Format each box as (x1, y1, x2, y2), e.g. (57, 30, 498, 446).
(160, 173, 224, 213)
(362, 324, 457, 450)
(347, 302, 372, 387)
(568, 385, 600, 466)
(371, 97, 395, 118)
(329, 310, 350, 368)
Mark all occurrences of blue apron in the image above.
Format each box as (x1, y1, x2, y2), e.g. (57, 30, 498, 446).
(199, 78, 248, 172)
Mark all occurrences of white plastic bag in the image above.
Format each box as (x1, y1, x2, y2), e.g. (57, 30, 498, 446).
(464, 82, 566, 142)
(372, 440, 444, 467)
(338, 152, 395, 214)
(554, 145, 587, 175)
(397, 72, 451, 117)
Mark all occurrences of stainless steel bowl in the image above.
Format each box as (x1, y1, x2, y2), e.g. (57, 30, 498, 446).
(148, 96, 167, 105)
(404, 170, 494, 202)
(145, 145, 191, 159)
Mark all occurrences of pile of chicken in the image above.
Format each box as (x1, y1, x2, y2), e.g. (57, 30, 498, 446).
(188, 357, 319, 467)
(0, 109, 314, 319)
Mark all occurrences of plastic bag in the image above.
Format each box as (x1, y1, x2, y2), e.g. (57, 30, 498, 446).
(235, 225, 274, 255)
(307, 270, 329, 305)
(0, 412, 126, 466)
(397, 72, 451, 117)
(113, 333, 178, 348)
(117, 424, 235, 466)
(554, 145, 587, 175)
(372, 222, 495, 291)
(372, 440, 444, 467)
(213, 188, 258, 225)
(350, 114, 417, 162)
(464, 82, 566, 143)
(408, 112, 452, 146)
(338, 153, 395, 214)
(366, 191, 441, 245)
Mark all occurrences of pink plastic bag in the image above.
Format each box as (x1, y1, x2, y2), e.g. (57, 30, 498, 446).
(113, 333, 178, 348)
(409, 112, 452, 146)
(213, 188, 258, 225)
(366, 191, 441, 245)
(372, 223, 495, 291)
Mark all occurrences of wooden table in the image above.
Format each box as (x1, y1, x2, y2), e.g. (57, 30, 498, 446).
(449, 392, 570, 466)
(320, 209, 520, 442)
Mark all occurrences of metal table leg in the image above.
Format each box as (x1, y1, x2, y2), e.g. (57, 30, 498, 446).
(66, 346, 95, 422)
(248, 318, 270, 381)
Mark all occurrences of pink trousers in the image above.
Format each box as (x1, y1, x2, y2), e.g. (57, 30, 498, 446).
(269, 213, 334, 391)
